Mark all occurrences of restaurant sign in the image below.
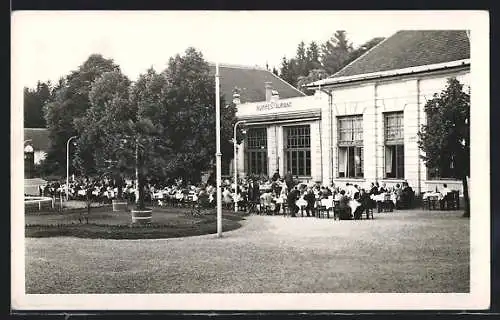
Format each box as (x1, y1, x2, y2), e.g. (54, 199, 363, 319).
(256, 101, 292, 112)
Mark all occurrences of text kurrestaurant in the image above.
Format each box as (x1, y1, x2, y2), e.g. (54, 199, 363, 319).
(256, 101, 292, 112)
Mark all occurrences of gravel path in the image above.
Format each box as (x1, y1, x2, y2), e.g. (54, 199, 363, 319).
(25, 210, 469, 293)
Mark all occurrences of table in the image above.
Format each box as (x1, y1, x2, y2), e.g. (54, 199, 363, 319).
(348, 200, 361, 214)
(295, 198, 308, 216)
(422, 192, 443, 201)
(370, 193, 397, 205)
(422, 192, 444, 210)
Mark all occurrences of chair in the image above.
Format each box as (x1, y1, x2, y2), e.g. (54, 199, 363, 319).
(442, 190, 460, 210)
(428, 195, 439, 210)
(383, 194, 393, 212)
(316, 199, 331, 219)
(334, 206, 352, 220)
(364, 207, 374, 219)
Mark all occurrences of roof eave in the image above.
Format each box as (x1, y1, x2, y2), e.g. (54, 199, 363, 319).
(305, 59, 470, 89)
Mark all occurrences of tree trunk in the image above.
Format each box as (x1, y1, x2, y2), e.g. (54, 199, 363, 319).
(462, 175, 470, 217)
(135, 139, 146, 210)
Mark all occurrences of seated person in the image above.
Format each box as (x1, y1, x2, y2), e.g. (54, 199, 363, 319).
(303, 188, 316, 217)
(336, 190, 352, 220)
(439, 183, 452, 209)
(400, 182, 414, 209)
(354, 188, 373, 219)
(370, 182, 379, 195)
(287, 187, 300, 217)
(260, 190, 275, 214)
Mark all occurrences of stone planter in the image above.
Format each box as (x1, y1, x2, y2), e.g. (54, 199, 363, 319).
(112, 200, 128, 212)
(131, 208, 152, 224)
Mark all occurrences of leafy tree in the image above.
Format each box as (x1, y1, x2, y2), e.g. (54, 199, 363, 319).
(272, 67, 279, 76)
(295, 41, 308, 77)
(24, 81, 52, 128)
(73, 48, 240, 209)
(42, 54, 119, 176)
(73, 69, 133, 177)
(160, 47, 237, 183)
(418, 78, 470, 217)
(297, 69, 329, 95)
(279, 56, 300, 88)
(348, 37, 385, 62)
(321, 30, 353, 75)
(305, 41, 322, 71)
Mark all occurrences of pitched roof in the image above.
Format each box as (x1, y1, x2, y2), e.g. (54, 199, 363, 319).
(332, 30, 470, 78)
(24, 128, 51, 150)
(208, 63, 305, 103)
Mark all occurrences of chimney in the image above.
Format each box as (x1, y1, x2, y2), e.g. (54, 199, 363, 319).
(271, 89, 279, 101)
(232, 92, 241, 105)
(265, 82, 273, 102)
(232, 87, 241, 105)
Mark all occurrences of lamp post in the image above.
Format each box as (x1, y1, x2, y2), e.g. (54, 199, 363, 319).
(66, 135, 78, 201)
(233, 120, 246, 212)
(24, 143, 34, 179)
(215, 62, 223, 238)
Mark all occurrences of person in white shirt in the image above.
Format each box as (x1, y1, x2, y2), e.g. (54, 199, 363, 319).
(440, 183, 451, 197)
(345, 183, 359, 199)
(439, 183, 453, 209)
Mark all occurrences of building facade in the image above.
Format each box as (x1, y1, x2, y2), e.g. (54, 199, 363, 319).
(234, 30, 470, 195)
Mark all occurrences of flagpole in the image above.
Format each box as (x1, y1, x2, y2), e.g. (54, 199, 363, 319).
(215, 62, 223, 238)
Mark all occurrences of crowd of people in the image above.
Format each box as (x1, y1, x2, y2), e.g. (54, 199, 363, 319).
(35, 170, 417, 219)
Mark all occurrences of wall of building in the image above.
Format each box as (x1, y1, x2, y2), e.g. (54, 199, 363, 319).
(234, 67, 470, 196)
(324, 68, 470, 194)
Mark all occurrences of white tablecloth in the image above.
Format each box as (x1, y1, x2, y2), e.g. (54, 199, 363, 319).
(295, 198, 308, 208)
(348, 200, 361, 213)
(422, 192, 443, 200)
(370, 193, 397, 205)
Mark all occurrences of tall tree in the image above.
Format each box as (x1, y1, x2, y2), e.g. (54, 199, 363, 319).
(272, 67, 279, 76)
(73, 69, 133, 177)
(418, 78, 470, 217)
(42, 54, 119, 176)
(297, 69, 329, 95)
(306, 41, 322, 71)
(321, 30, 353, 75)
(24, 80, 52, 128)
(161, 47, 237, 183)
(279, 56, 300, 88)
(348, 37, 385, 63)
(295, 41, 308, 77)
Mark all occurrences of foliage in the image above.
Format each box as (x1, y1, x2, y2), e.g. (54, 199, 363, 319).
(73, 48, 238, 205)
(297, 69, 329, 95)
(42, 54, 120, 176)
(348, 37, 385, 62)
(278, 31, 385, 94)
(418, 77, 470, 216)
(320, 31, 353, 76)
(24, 81, 52, 128)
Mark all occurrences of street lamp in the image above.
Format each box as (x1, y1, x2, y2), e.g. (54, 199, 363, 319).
(233, 120, 246, 212)
(215, 62, 223, 237)
(66, 135, 78, 201)
(24, 142, 34, 179)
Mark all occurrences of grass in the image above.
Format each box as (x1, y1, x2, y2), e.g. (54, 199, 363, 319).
(25, 207, 246, 239)
(25, 209, 469, 293)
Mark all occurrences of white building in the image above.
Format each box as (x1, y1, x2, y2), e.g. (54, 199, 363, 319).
(234, 30, 470, 195)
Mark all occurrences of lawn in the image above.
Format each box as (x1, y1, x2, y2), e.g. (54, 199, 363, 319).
(24, 209, 470, 293)
(25, 206, 245, 239)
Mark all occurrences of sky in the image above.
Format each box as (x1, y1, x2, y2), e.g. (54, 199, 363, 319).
(12, 11, 479, 88)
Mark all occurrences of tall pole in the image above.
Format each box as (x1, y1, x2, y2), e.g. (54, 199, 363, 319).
(215, 62, 223, 237)
(66, 135, 78, 201)
(135, 137, 140, 206)
(233, 120, 246, 212)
